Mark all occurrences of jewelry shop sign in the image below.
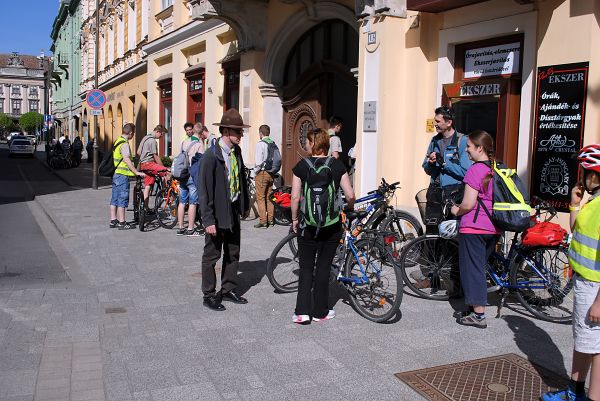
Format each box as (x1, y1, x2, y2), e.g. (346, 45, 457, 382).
(464, 42, 521, 79)
(531, 62, 589, 212)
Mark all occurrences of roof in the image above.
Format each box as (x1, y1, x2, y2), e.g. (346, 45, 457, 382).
(0, 54, 48, 70)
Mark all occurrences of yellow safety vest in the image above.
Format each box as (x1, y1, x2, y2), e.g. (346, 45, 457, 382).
(113, 137, 134, 177)
(569, 195, 600, 282)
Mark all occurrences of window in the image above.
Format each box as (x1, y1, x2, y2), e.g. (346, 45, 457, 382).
(12, 99, 21, 115)
(223, 61, 240, 111)
(11, 85, 20, 96)
(29, 100, 39, 112)
(0, 101, 4, 113)
(161, 0, 173, 9)
(29, 87, 38, 97)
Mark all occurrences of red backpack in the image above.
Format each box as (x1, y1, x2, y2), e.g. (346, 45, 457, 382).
(521, 221, 567, 247)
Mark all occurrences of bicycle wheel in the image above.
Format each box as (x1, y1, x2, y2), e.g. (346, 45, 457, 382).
(343, 237, 403, 322)
(155, 189, 179, 229)
(510, 246, 572, 323)
(137, 192, 146, 232)
(399, 235, 459, 300)
(266, 233, 300, 293)
(379, 210, 423, 259)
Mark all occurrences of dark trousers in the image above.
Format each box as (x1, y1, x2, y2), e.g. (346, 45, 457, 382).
(295, 225, 342, 319)
(201, 218, 241, 298)
(458, 233, 498, 307)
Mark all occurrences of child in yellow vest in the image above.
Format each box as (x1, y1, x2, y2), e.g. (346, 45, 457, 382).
(542, 144, 600, 401)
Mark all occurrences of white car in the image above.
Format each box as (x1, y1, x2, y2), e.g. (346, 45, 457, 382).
(6, 132, 22, 144)
(9, 138, 35, 157)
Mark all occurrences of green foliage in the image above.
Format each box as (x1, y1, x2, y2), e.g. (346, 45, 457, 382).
(0, 113, 15, 132)
(18, 112, 43, 133)
(161, 156, 172, 167)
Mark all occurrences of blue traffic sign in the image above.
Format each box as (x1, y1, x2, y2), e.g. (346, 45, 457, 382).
(86, 89, 107, 109)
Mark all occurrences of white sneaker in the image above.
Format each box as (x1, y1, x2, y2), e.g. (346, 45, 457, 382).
(292, 314, 311, 324)
(312, 310, 335, 322)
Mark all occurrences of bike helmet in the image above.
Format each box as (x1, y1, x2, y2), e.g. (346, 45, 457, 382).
(577, 144, 600, 173)
(439, 220, 458, 239)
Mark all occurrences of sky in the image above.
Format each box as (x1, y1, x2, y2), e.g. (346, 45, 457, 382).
(0, 0, 60, 56)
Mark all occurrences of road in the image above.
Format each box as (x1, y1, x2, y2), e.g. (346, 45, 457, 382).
(0, 144, 70, 288)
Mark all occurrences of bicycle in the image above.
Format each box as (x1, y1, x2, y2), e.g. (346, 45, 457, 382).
(132, 175, 146, 232)
(398, 197, 573, 323)
(241, 166, 259, 221)
(266, 209, 404, 323)
(155, 176, 203, 230)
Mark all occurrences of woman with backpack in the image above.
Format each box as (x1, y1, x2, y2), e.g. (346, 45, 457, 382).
(450, 130, 501, 329)
(290, 128, 355, 324)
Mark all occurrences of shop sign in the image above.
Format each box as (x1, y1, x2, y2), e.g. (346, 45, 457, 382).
(443, 79, 506, 99)
(531, 62, 589, 211)
(464, 42, 520, 79)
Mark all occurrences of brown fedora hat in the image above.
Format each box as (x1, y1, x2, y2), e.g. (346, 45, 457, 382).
(213, 108, 251, 129)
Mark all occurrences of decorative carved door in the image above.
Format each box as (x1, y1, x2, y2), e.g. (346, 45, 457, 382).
(281, 75, 330, 184)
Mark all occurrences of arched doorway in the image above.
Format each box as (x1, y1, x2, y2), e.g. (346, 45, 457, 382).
(107, 106, 114, 150)
(281, 19, 359, 183)
(116, 104, 123, 135)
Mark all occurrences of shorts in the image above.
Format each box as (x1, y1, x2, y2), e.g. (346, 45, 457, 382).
(139, 161, 168, 187)
(179, 177, 198, 205)
(573, 274, 600, 354)
(110, 174, 130, 208)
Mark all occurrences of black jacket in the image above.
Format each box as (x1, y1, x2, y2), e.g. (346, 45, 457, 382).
(198, 141, 250, 230)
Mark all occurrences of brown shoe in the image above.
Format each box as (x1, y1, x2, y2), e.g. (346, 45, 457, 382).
(414, 278, 431, 289)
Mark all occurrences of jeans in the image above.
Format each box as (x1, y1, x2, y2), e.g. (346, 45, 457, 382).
(110, 174, 130, 208)
(255, 170, 274, 224)
(294, 224, 342, 318)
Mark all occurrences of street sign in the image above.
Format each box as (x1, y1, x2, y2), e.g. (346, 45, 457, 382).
(90, 109, 102, 116)
(86, 89, 107, 109)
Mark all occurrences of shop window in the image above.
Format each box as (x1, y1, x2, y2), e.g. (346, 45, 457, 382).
(223, 61, 239, 111)
(443, 34, 523, 168)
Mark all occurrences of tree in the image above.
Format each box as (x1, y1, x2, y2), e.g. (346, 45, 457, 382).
(19, 112, 43, 134)
(0, 113, 15, 134)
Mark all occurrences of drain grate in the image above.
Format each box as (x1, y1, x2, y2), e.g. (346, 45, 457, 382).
(105, 307, 127, 314)
(395, 353, 567, 401)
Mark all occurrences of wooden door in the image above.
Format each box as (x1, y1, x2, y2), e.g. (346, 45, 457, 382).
(281, 75, 330, 184)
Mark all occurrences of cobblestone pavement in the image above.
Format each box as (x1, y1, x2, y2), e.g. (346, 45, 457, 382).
(0, 165, 574, 401)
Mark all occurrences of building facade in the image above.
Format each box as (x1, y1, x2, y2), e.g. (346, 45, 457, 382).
(143, 1, 239, 157)
(51, 0, 83, 140)
(188, 0, 600, 214)
(80, 0, 149, 152)
(0, 53, 49, 129)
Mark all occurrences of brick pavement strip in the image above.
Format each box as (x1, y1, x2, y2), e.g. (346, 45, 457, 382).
(0, 174, 576, 401)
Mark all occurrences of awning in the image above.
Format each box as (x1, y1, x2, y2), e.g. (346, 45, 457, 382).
(217, 51, 242, 65)
(407, 0, 490, 13)
(181, 63, 205, 75)
(154, 73, 172, 83)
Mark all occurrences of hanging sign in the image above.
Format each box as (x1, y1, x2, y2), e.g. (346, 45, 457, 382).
(464, 42, 521, 79)
(531, 62, 589, 212)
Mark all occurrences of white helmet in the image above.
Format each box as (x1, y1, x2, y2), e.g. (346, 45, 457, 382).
(439, 220, 458, 239)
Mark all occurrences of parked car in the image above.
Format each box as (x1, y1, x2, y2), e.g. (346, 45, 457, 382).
(7, 132, 22, 144)
(9, 138, 35, 157)
(26, 135, 37, 146)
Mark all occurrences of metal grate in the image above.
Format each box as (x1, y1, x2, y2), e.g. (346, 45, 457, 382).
(105, 307, 127, 314)
(395, 353, 567, 401)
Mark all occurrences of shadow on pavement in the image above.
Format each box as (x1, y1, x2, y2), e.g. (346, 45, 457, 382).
(504, 315, 569, 382)
(237, 259, 268, 296)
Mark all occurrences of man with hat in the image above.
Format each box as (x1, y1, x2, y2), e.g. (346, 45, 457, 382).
(198, 109, 251, 311)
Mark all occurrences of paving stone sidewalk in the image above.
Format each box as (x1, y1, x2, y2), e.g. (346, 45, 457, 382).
(0, 168, 574, 400)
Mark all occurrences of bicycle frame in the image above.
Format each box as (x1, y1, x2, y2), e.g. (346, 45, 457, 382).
(337, 233, 383, 286)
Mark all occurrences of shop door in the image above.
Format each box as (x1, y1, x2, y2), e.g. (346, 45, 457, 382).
(451, 98, 499, 142)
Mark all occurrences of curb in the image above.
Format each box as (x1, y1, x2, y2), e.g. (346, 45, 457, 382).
(35, 196, 76, 239)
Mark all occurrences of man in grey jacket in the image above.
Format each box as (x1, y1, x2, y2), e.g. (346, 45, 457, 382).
(198, 109, 251, 311)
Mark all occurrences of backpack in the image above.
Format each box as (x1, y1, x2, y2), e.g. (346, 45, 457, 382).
(190, 145, 216, 187)
(262, 140, 281, 174)
(172, 141, 193, 181)
(300, 157, 340, 234)
(98, 139, 124, 177)
(475, 160, 532, 232)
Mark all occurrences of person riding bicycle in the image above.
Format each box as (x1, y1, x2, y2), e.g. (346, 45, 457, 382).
(290, 128, 355, 324)
(423, 106, 471, 233)
(541, 144, 600, 401)
(138, 125, 169, 212)
(450, 130, 500, 329)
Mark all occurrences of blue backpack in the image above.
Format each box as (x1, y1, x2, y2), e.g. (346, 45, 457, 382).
(190, 145, 216, 187)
